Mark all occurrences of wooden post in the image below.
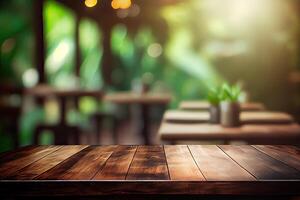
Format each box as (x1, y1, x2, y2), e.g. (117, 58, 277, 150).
(100, 26, 113, 86)
(75, 14, 81, 77)
(34, 0, 46, 84)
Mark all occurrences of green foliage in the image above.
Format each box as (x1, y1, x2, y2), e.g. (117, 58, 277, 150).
(220, 83, 241, 102)
(207, 87, 222, 105)
(207, 83, 241, 104)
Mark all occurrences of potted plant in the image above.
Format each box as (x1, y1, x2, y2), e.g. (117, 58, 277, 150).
(220, 83, 241, 127)
(207, 87, 221, 124)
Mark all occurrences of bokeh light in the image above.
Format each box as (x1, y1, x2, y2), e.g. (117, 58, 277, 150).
(147, 43, 163, 58)
(129, 4, 140, 17)
(85, 0, 98, 8)
(22, 68, 38, 88)
(111, 0, 132, 10)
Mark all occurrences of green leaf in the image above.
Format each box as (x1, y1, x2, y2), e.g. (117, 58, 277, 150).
(220, 83, 241, 102)
(207, 87, 221, 105)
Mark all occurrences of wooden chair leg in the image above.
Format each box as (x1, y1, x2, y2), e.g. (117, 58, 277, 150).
(33, 126, 42, 145)
(73, 127, 80, 145)
(11, 129, 19, 149)
(112, 117, 118, 144)
(9, 119, 19, 149)
(94, 116, 102, 145)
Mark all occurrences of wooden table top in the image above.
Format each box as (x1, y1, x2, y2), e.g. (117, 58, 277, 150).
(159, 122, 300, 143)
(0, 145, 300, 196)
(179, 101, 265, 111)
(164, 110, 295, 124)
(25, 85, 103, 98)
(104, 92, 172, 104)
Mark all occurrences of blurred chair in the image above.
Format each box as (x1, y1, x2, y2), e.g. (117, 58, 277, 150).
(26, 85, 81, 145)
(0, 85, 23, 149)
(33, 124, 80, 145)
(90, 112, 118, 144)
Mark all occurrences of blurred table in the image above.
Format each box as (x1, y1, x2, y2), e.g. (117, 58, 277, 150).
(25, 85, 103, 144)
(159, 110, 300, 144)
(179, 101, 265, 111)
(164, 110, 295, 124)
(104, 92, 172, 144)
(104, 92, 171, 104)
(159, 123, 300, 144)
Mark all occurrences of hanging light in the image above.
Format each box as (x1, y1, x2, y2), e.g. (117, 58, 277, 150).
(111, 0, 132, 10)
(85, 0, 98, 8)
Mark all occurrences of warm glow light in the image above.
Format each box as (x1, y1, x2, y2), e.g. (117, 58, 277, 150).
(111, 0, 131, 10)
(85, 0, 98, 8)
(111, 0, 119, 9)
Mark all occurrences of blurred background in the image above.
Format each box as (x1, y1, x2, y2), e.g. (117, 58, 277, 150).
(1, 0, 300, 152)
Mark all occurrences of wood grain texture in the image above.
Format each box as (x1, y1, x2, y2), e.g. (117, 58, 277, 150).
(220, 145, 300, 180)
(37, 146, 116, 180)
(189, 145, 255, 181)
(0, 145, 47, 165)
(6, 145, 87, 180)
(164, 145, 205, 180)
(1, 145, 300, 197)
(93, 146, 137, 180)
(126, 146, 169, 180)
(254, 145, 300, 171)
(0, 146, 62, 178)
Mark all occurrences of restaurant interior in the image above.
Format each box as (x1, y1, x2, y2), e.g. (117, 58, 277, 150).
(0, 0, 300, 198)
(1, 0, 300, 151)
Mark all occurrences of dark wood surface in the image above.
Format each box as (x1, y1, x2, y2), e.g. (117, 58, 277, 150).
(0, 145, 300, 197)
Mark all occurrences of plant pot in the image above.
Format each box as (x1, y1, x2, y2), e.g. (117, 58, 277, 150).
(209, 104, 220, 124)
(220, 101, 240, 127)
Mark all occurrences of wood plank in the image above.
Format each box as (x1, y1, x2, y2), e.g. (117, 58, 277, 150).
(188, 145, 255, 181)
(164, 145, 205, 180)
(126, 146, 169, 180)
(6, 145, 88, 180)
(37, 146, 116, 180)
(0, 146, 62, 179)
(220, 145, 300, 180)
(0, 146, 44, 165)
(254, 145, 300, 171)
(93, 146, 137, 180)
(1, 145, 300, 196)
